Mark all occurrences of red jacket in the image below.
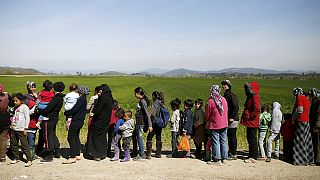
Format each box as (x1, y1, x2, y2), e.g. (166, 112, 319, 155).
(241, 82, 261, 128)
(26, 98, 38, 129)
(109, 108, 118, 126)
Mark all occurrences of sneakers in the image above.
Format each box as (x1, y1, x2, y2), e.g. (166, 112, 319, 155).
(39, 156, 53, 163)
(133, 155, 145, 161)
(25, 161, 32, 167)
(227, 155, 237, 160)
(10, 159, 19, 164)
(266, 157, 271, 162)
(75, 156, 81, 161)
(207, 160, 222, 166)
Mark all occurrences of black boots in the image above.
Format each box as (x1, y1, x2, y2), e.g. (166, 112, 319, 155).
(146, 141, 152, 159)
(153, 141, 162, 158)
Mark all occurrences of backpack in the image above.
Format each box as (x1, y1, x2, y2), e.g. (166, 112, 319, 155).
(154, 104, 170, 128)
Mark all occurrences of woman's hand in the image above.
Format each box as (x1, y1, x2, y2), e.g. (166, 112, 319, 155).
(148, 127, 153, 133)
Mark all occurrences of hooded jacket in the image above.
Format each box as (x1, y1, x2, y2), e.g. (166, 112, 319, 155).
(241, 82, 261, 128)
(270, 102, 282, 133)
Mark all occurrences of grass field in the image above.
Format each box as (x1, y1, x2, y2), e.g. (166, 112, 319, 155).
(0, 75, 319, 150)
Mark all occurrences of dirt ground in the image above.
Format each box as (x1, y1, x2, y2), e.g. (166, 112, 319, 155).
(1, 150, 320, 180)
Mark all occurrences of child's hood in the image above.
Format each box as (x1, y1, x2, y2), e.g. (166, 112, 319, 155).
(273, 102, 281, 110)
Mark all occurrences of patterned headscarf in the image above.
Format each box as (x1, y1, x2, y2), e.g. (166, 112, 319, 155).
(308, 88, 320, 99)
(293, 87, 304, 97)
(210, 85, 224, 114)
(79, 85, 90, 96)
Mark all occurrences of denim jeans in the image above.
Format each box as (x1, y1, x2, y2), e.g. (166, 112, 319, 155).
(258, 131, 267, 157)
(210, 128, 228, 160)
(27, 132, 36, 150)
(171, 132, 179, 153)
(136, 125, 145, 156)
(267, 132, 280, 158)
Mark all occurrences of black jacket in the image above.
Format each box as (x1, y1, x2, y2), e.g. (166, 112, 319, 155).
(64, 96, 87, 127)
(92, 94, 113, 127)
(38, 93, 64, 123)
(223, 90, 239, 121)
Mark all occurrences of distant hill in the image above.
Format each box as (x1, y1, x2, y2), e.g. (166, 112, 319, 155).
(0, 66, 44, 75)
(142, 68, 169, 75)
(164, 68, 201, 76)
(98, 71, 127, 76)
(160, 67, 302, 76)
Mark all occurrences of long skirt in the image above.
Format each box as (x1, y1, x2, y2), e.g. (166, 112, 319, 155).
(293, 122, 314, 165)
(86, 122, 108, 159)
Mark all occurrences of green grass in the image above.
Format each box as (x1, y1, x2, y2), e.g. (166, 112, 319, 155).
(1, 76, 319, 150)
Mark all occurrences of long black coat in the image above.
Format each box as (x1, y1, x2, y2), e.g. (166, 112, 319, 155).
(86, 94, 113, 158)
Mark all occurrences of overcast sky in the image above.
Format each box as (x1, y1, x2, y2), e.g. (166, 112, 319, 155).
(0, 0, 319, 73)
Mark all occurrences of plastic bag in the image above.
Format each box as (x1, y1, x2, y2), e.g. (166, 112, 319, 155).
(177, 135, 191, 151)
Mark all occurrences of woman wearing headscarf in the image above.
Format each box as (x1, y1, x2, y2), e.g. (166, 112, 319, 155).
(86, 84, 113, 161)
(38, 81, 65, 163)
(205, 85, 228, 164)
(308, 88, 320, 165)
(241, 82, 260, 163)
(0, 84, 11, 162)
(292, 87, 314, 165)
(63, 85, 90, 164)
(24, 81, 39, 160)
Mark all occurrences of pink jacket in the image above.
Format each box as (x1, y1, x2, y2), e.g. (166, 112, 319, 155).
(205, 98, 228, 130)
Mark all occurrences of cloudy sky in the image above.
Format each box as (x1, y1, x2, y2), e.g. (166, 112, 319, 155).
(0, 0, 319, 73)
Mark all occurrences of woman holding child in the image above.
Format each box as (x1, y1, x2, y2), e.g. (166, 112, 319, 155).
(63, 85, 89, 164)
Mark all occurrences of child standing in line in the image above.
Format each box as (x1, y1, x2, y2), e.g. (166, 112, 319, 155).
(119, 111, 135, 162)
(167, 98, 181, 158)
(64, 84, 80, 130)
(110, 108, 125, 161)
(182, 99, 194, 158)
(10, 93, 32, 167)
(266, 102, 283, 162)
(193, 99, 206, 159)
(258, 104, 271, 160)
(280, 113, 295, 164)
(36, 80, 54, 129)
(107, 100, 120, 157)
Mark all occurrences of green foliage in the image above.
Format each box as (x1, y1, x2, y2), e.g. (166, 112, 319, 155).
(1, 76, 319, 149)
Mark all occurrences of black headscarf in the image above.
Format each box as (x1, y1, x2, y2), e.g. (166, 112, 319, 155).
(100, 84, 112, 97)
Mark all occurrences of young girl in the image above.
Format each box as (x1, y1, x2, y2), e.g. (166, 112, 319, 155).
(119, 111, 135, 162)
(133, 87, 152, 160)
(64, 84, 80, 130)
(110, 108, 125, 161)
(258, 104, 271, 160)
(193, 98, 206, 159)
(10, 93, 32, 167)
(182, 99, 194, 158)
(167, 98, 181, 158)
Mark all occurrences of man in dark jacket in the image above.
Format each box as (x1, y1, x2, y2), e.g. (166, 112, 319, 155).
(221, 80, 239, 160)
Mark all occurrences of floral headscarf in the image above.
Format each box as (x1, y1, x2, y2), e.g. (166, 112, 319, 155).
(210, 85, 224, 114)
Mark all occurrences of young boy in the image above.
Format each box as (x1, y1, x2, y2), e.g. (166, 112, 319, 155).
(182, 99, 194, 158)
(258, 104, 271, 160)
(193, 99, 206, 159)
(119, 111, 135, 162)
(280, 113, 295, 163)
(266, 102, 283, 162)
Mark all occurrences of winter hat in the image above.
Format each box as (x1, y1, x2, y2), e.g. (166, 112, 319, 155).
(43, 80, 53, 91)
(78, 85, 90, 96)
(221, 80, 232, 89)
(0, 84, 3, 93)
(53, 82, 65, 92)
